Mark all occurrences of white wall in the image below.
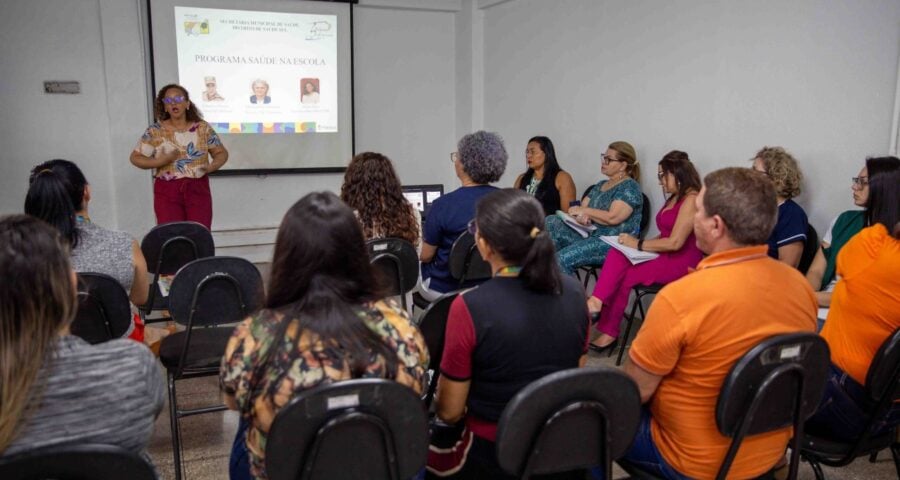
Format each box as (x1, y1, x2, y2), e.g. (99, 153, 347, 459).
(480, 0, 900, 236)
(2, 0, 899, 251)
(0, 0, 464, 251)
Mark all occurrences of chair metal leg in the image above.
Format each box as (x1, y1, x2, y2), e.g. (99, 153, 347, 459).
(168, 372, 183, 480)
(892, 442, 900, 479)
(803, 454, 826, 480)
(616, 295, 641, 366)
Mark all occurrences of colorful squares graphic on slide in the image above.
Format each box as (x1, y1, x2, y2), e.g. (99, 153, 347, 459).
(209, 122, 317, 134)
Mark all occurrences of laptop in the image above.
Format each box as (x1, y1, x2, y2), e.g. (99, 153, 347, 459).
(401, 184, 444, 224)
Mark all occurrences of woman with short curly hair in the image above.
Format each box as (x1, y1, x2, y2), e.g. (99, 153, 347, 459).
(341, 152, 420, 247)
(420, 131, 508, 298)
(752, 146, 809, 268)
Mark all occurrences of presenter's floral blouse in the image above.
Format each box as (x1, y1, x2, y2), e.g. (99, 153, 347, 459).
(133, 120, 222, 180)
(219, 300, 429, 479)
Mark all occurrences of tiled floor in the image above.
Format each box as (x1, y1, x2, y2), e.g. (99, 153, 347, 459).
(145, 348, 899, 480)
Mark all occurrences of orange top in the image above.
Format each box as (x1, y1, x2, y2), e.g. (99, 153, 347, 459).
(630, 245, 817, 479)
(821, 224, 900, 385)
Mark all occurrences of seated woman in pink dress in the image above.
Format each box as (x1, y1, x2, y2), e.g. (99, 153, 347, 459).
(586, 151, 704, 352)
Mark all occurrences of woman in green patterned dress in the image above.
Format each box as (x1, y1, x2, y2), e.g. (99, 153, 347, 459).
(546, 141, 644, 275)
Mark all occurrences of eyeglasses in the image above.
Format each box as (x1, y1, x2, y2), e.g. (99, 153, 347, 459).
(162, 95, 186, 105)
(205, 83, 215, 87)
(852, 176, 869, 188)
(466, 219, 478, 235)
(525, 148, 541, 157)
(602, 154, 623, 165)
(450, 152, 459, 163)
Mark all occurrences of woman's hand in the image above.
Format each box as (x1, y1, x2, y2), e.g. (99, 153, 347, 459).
(154, 147, 181, 167)
(618, 233, 638, 249)
(568, 206, 582, 216)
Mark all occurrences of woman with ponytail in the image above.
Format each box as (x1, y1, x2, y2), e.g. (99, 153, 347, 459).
(25, 160, 149, 337)
(428, 189, 589, 479)
(220, 192, 429, 480)
(0, 215, 163, 461)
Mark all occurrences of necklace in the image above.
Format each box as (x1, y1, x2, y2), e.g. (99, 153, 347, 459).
(525, 176, 540, 195)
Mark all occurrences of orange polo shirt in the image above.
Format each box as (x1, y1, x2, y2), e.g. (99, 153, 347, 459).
(821, 224, 900, 385)
(630, 245, 817, 479)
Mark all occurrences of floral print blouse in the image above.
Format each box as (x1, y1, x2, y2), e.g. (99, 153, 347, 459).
(219, 300, 429, 479)
(134, 120, 222, 180)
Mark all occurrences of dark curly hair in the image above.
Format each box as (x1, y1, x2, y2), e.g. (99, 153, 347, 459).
(340, 152, 420, 246)
(154, 84, 203, 123)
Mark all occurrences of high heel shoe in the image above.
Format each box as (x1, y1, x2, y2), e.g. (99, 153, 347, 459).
(588, 338, 619, 357)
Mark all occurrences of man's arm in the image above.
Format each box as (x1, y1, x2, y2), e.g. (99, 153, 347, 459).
(623, 358, 664, 404)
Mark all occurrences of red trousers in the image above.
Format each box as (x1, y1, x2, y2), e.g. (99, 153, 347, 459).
(153, 176, 212, 229)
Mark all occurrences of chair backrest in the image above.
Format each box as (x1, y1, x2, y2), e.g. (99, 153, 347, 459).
(798, 223, 819, 274)
(865, 327, 900, 406)
(265, 378, 429, 480)
(141, 221, 214, 275)
(0, 443, 156, 480)
(71, 273, 133, 344)
(167, 256, 264, 328)
(416, 291, 460, 371)
(366, 238, 419, 297)
(639, 193, 651, 239)
(495, 367, 641, 479)
(448, 232, 491, 286)
(715, 332, 830, 479)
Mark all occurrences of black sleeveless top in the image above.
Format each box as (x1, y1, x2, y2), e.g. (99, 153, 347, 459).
(518, 169, 562, 216)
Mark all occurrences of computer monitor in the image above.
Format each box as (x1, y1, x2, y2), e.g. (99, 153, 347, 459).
(402, 184, 444, 223)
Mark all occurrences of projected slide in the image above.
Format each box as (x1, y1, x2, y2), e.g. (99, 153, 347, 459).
(175, 6, 337, 134)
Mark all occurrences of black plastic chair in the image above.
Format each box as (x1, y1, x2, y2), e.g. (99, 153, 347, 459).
(265, 378, 429, 480)
(495, 367, 641, 479)
(0, 443, 156, 480)
(801, 328, 900, 480)
(577, 193, 650, 288)
(415, 291, 460, 406)
(448, 231, 491, 288)
(366, 237, 419, 311)
(621, 333, 829, 480)
(159, 256, 263, 480)
(140, 221, 214, 322)
(71, 273, 133, 344)
(798, 224, 819, 275)
(614, 282, 665, 366)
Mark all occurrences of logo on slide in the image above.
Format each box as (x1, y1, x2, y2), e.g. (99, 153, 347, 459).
(183, 19, 210, 36)
(306, 21, 333, 41)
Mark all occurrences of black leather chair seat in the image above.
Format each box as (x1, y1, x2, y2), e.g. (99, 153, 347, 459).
(802, 430, 895, 458)
(159, 326, 234, 370)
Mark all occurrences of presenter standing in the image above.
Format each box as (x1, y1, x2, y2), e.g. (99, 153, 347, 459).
(130, 84, 228, 230)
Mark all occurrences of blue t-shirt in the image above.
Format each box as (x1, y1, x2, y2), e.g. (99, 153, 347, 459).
(767, 199, 808, 259)
(421, 185, 497, 293)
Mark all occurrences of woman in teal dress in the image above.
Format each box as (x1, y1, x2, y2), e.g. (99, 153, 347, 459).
(546, 141, 643, 275)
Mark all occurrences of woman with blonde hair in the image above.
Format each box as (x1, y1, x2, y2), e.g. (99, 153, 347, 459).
(752, 146, 808, 268)
(546, 141, 644, 275)
(0, 215, 163, 461)
(340, 151, 420, 247)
